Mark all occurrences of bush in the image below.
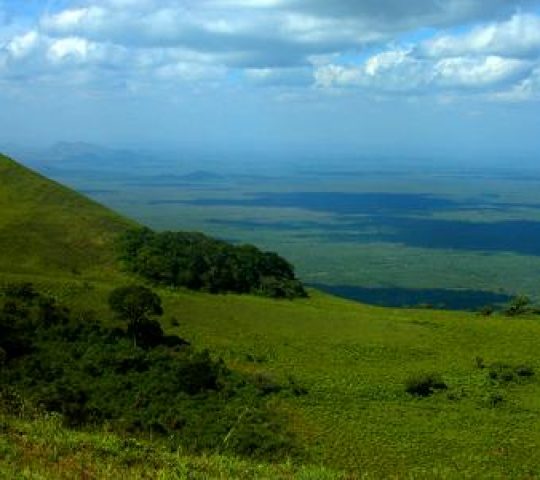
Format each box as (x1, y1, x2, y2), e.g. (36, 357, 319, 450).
(485, 392, 505, 407)
(488, 362, 535, 382)
(505, 295, 531, 316)
(515, 364, 535, 377)
(479, 305, 495, 316)
(405, 373, 447, 397)
(3, 282, 38, 301)
(488, 363, 515, 382)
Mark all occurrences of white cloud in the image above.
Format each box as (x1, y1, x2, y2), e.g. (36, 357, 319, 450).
(316, 52, 533, 93)
(315, 11, 540, 99)
(0, 0, 539, 101)
(6, 31, 40, 59)
(48, 37, 90, 63)
(423, 13, 540, 58)
(433, 56, 531, 88)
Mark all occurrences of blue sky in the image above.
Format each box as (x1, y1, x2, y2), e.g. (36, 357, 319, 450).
(1, 0, 540, 160)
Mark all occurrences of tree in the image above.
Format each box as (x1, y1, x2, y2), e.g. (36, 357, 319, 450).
(108, 286, 163, 346)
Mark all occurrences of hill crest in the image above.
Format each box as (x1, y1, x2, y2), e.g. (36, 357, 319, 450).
(0, 153, 134, 277)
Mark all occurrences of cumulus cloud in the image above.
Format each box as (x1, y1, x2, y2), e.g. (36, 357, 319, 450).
(434, 56, 531, 88)
(422, 13, 540, 58)
(6, 31, 40, 59)
(315, 11, 540, 100)
(316, 53, 535, 94)
(36, 1, 540, 65)
(1, 0, 540, 100)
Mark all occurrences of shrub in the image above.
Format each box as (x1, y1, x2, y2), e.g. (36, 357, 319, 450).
(286, 375, 308, 396)
(504, 295, 531, 316)
(488, 362, 534, 382)
(485, 392, 505, 407)
(251, 373, 283, 396)
(488, 363, 515, 382)
(3, 282, 38, 301)
(515, 364, 535, 377)
(479, 305, 495, 316)
(475, 356, 486, 369)
(405, 373, 447, 397)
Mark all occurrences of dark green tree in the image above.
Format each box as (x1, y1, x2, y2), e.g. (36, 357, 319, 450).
(108, 286, 164, 346)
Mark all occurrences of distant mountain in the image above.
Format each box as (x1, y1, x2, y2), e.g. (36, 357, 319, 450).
(4, 142, 155, 173)
(0, 153, 135, 276)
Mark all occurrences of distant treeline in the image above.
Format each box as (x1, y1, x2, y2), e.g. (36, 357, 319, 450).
(118, 227, 307, 299)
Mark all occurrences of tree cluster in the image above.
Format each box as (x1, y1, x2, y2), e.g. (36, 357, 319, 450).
(118, 228, 307, 299)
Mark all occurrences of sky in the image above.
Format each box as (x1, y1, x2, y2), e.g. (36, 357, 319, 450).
(1, 0, 540, 161)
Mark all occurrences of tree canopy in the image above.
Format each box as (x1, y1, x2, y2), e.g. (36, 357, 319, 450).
(118, 228, 307, 299)
(108, 285, 164, 347)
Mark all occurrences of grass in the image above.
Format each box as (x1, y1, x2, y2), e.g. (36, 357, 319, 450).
(0, 154, 134, 279)
(3, 154, 540, 477)
(0, 412, 343, 479)
(5, 275, 539, 478)
(158, 289, 540, 477)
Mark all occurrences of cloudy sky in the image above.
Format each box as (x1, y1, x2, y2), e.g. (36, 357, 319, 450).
(1, 0, 540, 159)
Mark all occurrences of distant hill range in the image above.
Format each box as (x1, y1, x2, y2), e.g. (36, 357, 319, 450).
(2, 142, 155, 173)
(0, 143, 229, 183)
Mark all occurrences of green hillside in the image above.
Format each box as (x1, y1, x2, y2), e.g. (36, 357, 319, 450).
(2, 154, 540, 478)
(0, 153, 134, 277)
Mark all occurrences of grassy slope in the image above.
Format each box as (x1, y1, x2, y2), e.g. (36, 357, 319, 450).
(0, 153, 134, 278)
(2, 155, 540, 478)
(0, 413, 341, 480)
(159, 289, 540, 477)
(14, 281, 540, 478)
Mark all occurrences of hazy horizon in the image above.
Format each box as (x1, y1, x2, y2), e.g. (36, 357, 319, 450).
(1, 0, 539, 163)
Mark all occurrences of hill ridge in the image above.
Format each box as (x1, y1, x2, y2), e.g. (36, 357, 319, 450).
(0, 153, 134, 277)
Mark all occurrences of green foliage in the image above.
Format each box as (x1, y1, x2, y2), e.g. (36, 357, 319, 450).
(108, 285, 164, 347)
(504, 295, 531, 316)
(0, 285, 298, 460)
(405, 373, 447, 397)
(118, 227, 307, 298)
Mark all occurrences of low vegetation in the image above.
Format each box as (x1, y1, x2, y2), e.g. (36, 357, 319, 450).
(0, 412, 343, 480)
(405, 373, 447, 397)
(0, 283, 299, 460)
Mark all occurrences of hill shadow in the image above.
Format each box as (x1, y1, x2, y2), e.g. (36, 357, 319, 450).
(311, 284, 512, 311)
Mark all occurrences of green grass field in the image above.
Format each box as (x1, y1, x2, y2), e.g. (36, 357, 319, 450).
(2, 153, 540, 478)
